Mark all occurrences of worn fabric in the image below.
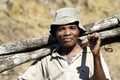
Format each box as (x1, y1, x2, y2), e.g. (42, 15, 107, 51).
(50, 7, 86, 35)
(18, 47, 111, 80)
(51, 8, 80, 25)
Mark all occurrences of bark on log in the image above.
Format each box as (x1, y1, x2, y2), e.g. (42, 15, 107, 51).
(0, 14, 120, 73)
(0, 14, 120, 55)
(1, 27, 120, 72)
(84, 14, 120, 34)
(0, 47, 51, 73)
(0, 44, 59, 73)
(79, 27, 120, 46)
(0, 35, 57, 55)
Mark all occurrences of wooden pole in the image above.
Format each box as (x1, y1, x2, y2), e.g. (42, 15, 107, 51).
(0, 13, 120, 73)
(0, 27, 120, 73)
(0, 47, 51, 73)
(0, 14, 120, 55)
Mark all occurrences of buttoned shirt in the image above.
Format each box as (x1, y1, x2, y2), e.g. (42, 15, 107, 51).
(18, 47, 111, 80)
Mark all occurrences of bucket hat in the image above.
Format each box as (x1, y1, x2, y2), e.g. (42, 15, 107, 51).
(50, 7, 86, 36)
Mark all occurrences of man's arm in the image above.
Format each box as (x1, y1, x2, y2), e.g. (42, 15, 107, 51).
(88, 33, 106, 80)
(93, 54, 106, 80)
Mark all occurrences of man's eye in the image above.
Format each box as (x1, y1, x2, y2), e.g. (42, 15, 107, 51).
(70, 25, 77, 30)
(57, 27, 64, 31)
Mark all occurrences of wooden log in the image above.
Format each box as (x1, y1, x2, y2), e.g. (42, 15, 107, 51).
(0, 15, 120, 55)
(0, 27, 120, 73)
(79, 27, 120, 46)
(84, 14, 120, 34)
(0, 35, 57, 55)
(0, 14, 120, 73)
(0, 47, 51, 73)
(0, 14, 120, 55)
(0, 44, 59, 73)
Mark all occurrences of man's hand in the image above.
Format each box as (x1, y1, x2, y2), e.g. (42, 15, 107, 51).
(88, 33, 106, 80)
(87, 33, 101, 56)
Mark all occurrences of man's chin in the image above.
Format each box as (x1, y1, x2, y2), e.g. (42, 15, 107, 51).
(62, 43, 75, 48)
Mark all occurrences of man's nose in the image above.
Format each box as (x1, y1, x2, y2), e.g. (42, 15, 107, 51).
(64, 28, 71, 35)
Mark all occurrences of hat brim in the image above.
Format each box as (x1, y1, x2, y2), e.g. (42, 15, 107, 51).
(50, 21, 86, 36)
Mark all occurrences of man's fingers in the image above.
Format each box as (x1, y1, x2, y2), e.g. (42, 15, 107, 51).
(87, 33, 99, 40)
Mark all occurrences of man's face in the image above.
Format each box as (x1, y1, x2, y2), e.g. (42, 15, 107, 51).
(55, 23, 80, 48)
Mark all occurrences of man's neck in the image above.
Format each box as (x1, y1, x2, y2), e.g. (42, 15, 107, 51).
(61, 43, 82, 60)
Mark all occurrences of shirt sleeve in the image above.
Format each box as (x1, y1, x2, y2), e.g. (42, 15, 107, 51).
(18, 61, 44, 80)
(100, 54, 111, 80)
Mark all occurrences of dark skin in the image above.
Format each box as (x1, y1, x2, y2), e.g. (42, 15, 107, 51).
(88, 33, 106, 80)
(55, 23, 106, 80)
(55, 24, 82, 59)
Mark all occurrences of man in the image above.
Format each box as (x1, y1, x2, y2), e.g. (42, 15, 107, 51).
(18, 7, 111, 80)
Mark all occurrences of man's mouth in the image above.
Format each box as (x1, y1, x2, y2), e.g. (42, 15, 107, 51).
(63, 37, 73, 42)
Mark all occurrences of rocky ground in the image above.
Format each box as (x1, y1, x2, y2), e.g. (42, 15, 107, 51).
(0, 0, 120, 80)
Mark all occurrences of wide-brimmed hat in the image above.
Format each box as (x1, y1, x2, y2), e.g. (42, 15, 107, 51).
(50, 7, 86, 36)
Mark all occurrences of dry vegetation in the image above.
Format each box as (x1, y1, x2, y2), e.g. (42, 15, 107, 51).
(0, 0, 120, 80)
